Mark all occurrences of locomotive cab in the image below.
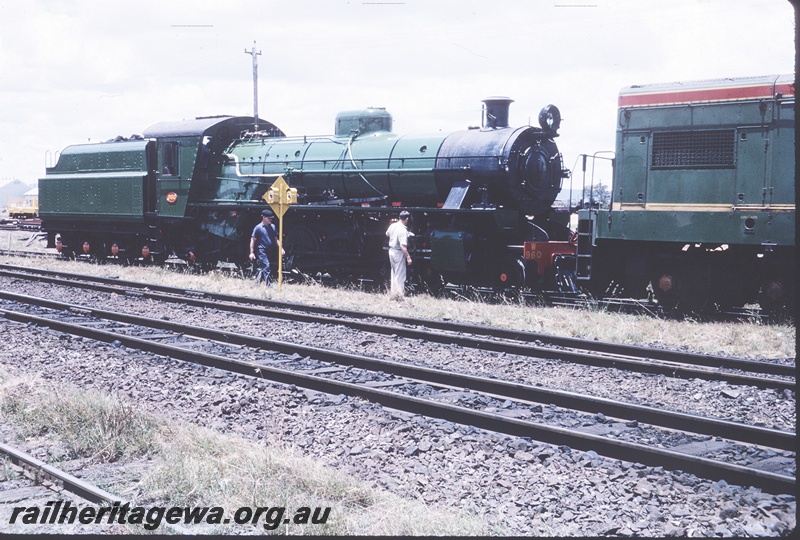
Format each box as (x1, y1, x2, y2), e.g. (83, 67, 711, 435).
(40, 115, 285, 264)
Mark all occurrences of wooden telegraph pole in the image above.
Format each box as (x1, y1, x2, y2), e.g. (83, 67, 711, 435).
(244, 41, 261, 131)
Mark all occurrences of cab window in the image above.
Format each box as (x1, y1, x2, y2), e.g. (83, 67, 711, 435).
(161, 142, 179, 176)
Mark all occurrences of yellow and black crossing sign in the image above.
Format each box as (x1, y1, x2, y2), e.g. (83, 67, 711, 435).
(263, 175, 298, 218)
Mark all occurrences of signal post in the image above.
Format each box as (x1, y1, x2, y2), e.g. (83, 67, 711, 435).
(263, 175, 297, 291)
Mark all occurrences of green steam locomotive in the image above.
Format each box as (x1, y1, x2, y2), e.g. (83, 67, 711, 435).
(39, 98, 571, 292)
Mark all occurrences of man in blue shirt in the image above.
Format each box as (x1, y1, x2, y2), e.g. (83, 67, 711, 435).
(249, 208, 279, 285)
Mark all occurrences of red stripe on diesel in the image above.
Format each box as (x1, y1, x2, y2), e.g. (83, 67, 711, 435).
(619, 82, 794, 107)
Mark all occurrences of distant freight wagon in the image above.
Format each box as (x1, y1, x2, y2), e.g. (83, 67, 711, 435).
(7, 189, 38, 219)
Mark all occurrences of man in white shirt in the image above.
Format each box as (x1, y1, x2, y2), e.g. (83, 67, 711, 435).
(385, 210, 412, 301)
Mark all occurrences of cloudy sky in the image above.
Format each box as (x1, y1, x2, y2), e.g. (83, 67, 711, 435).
(0, 0, 794, 193)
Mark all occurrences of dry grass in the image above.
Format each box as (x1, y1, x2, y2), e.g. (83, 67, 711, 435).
(0, 372, 156, 462)
(1, 238, 794, 360)
(0, 370, 489, 535)
(0, 457, 17, 481)
(144, 424, 487, 535)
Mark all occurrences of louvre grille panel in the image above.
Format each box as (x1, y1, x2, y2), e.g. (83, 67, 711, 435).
(651, 130, 735, 168)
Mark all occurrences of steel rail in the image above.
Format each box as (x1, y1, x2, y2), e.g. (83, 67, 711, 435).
(0, 290, 793, 451)
(0, 442, 124, 505)
(0, 265, 794, 383)
(2, 294, 797, 473)
(0, 305, 792, 495)
(0, 263, 785, 371)
(0, 442, 191, 534)
(0, 250, 60, 260)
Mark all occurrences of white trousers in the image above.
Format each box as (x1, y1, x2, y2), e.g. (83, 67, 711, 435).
(389, 249, 406, 299)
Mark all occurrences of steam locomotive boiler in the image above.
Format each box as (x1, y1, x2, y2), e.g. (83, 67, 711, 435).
(40, 98, 573, 291)
(216, 98, 571, 289)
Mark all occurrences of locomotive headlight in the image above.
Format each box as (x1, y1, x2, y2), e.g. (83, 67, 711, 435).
(538, 104, 562, 132)
(166, 192, 178, 204)
(522, 147, 550, 192)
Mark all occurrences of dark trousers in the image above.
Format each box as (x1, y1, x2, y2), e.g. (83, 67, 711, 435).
(254, 250, 273, 285)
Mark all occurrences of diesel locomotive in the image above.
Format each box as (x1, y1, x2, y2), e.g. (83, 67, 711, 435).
(576, 74, 795, 313)
(39, 98, 572, 292)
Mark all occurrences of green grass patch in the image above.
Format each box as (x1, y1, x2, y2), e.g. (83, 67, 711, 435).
(0, 374, 155, 462)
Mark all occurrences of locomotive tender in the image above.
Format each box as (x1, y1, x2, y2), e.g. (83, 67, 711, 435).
(39, 98, 572, 291)
(577, 74, 795, 313)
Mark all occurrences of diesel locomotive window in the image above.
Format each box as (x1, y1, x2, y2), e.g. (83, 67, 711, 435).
(161, 142, 179, 176)
(651, 129, 735, 169)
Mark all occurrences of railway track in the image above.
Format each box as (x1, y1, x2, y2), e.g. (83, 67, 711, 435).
(0, 441, 189, 534)
(0, 264, 794, 390)
(0, 289, 794, 494)
(0, 249, 780, 321)
(0, 442, 125, 507)
(0, 219, 42, 231)
(0, 249, 59, 260)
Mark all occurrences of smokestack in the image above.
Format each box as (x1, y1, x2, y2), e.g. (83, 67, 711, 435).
(482, 96, 514, 129)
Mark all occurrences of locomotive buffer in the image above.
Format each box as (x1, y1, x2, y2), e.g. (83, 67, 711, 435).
(263, 175, 298, 291)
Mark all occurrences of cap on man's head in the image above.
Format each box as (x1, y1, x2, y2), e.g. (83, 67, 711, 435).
(261, 209, 276, 218)
(399, 210, 412, 220)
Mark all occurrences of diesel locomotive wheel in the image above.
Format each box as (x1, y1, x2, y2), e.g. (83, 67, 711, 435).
(758, 278, 794, 318)
(653, 269, 710, 315)
(653, 272, 679, 311)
